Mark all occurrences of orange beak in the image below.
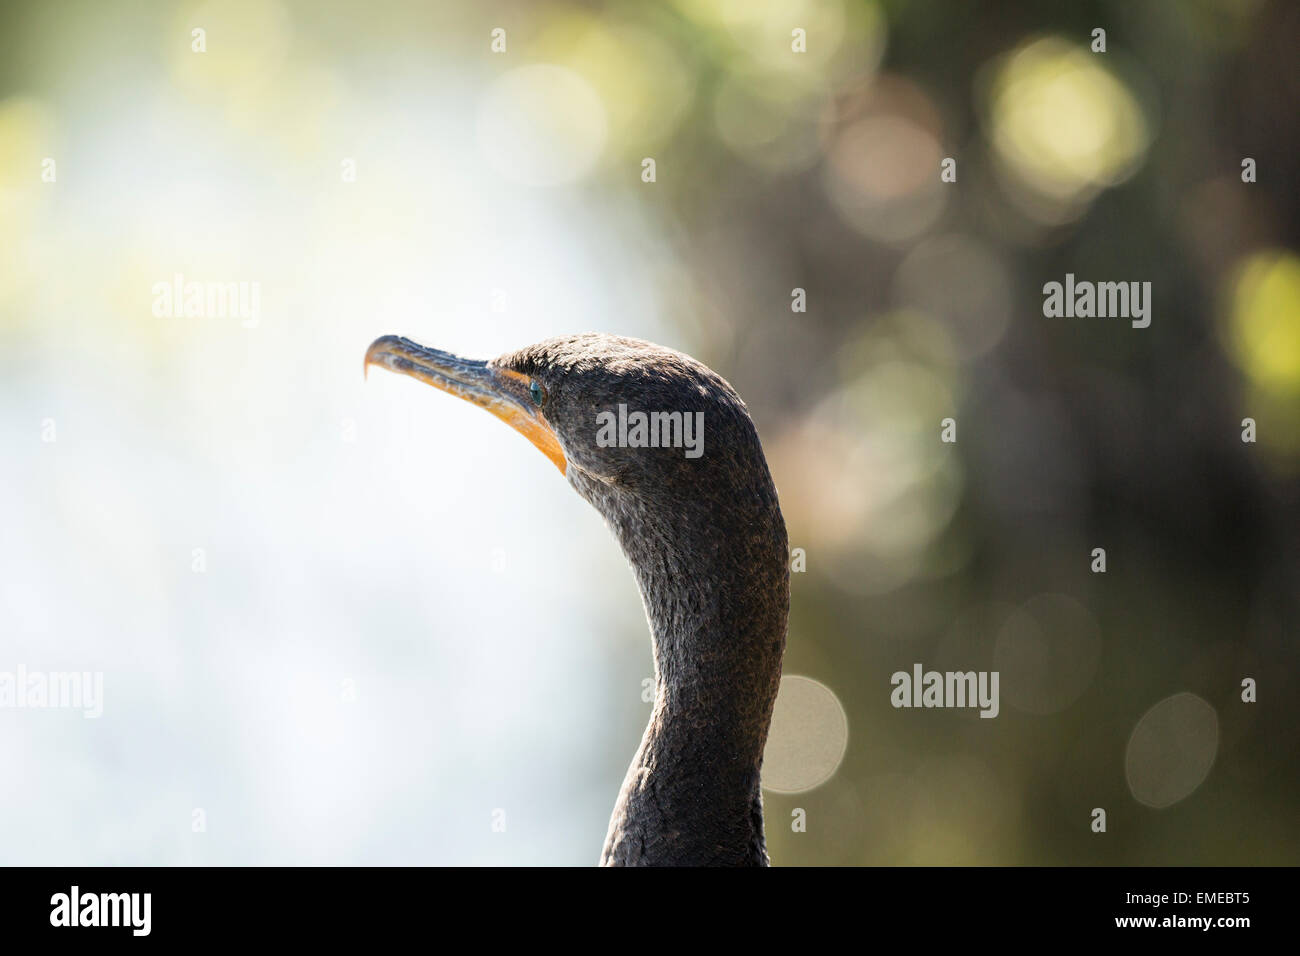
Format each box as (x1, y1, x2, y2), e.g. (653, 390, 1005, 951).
(364, 335, 566, 474)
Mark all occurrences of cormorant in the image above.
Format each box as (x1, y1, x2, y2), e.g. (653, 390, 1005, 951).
(365, 332, 789, 866)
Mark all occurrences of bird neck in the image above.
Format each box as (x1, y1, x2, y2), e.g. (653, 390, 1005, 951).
(592, 483, 789, 866)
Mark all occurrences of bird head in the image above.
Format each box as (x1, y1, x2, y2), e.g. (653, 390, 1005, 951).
(363, 331, 764, 506)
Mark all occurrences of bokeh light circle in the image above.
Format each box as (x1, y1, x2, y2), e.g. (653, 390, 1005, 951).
(762, 675, 849, 793)
(994, 594, 1101, 715)
(1223, 249, 1300, 394)
(823, 114, 946, 243)
(1125, 693, 1219, 809)
(984, 36, 1150, 208)
(895, 235, 1013, 361)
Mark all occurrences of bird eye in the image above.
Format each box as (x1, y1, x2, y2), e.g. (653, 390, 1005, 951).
(528, 380, 545, 407)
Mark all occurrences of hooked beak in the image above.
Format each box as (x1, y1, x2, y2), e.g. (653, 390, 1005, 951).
(364, 335, 566, 474)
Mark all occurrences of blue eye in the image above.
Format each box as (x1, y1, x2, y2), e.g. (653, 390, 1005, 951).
(528, 381, 544, 406)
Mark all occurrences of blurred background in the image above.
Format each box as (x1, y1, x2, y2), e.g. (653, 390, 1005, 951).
(1, 0, 1297, 865)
